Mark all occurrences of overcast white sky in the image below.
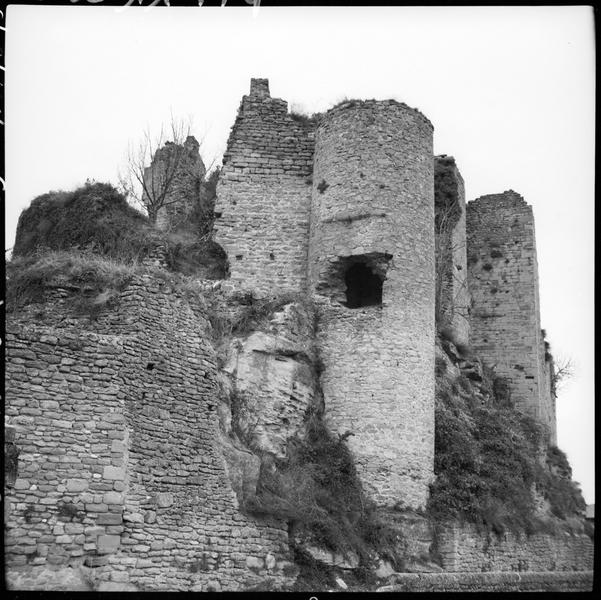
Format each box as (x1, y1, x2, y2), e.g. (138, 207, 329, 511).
(5, 6, 595, 502)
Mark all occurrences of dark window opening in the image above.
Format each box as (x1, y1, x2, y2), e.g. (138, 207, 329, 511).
(344, 263, 383, 308)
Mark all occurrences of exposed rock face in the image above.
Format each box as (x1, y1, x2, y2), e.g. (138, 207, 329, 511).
(220, 302, 317, 459)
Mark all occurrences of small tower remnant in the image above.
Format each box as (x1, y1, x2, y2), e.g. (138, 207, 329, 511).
(143, 135, 206, 231)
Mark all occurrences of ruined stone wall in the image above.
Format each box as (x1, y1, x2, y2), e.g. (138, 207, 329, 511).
(434, 155, 469, 346)
(539, 336, 558, 445)
(213, 79, 316, 295)
(4, 276, 295, 591)
(143, 135, 206, 231)
(437, 523, 594, 573)
(380, 571, 593, 592)
(308, 100, 435, 509)
(466, 191, 552, 426)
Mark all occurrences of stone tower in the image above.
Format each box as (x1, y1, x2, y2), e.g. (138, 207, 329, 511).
(213, 78, 316, 295)
(309, 100, 436, 508)
(143, 135, 206, 231)
(466, 191, 556, 442)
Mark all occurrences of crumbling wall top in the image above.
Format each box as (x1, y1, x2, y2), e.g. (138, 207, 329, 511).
(249, 78, 270, 99)
(467, 190, 528, 208)
(322, 98, 434, 130)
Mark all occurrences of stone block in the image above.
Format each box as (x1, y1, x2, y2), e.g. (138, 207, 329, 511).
(144, 510, 156, 523)
(111, 440, 124, 453)
(97, 513, 123, 525)
(103, 491, 123, 505)
(246, 556, 264, 570)
(97, 534, 121, 554)
(110, 571, 130, 583)
(124, 512, 144, 523)
(64, 523, 84, 535)
(155, 492, 173, 508)
(66, 478, 88, 492)
(103, 466, 125, 481)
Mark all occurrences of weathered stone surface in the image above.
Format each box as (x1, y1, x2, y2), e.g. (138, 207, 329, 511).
(437, 522, 594, 573)
(97, 535, 120, 554)
(66, 479, 88, 492)
(467, 191, 556, 442)
(154, 493, 173, 508)
(102, 466, 125, 481)
(376, 571, 593, 592)
(309, 99, 435, 509)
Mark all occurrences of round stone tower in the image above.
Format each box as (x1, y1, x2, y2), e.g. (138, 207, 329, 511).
(309, 99, 436, 509)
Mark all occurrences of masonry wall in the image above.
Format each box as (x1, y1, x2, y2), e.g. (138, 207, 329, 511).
(437, 523, 594, 573)
(466, 191, 552, 426)
(309, 100, 435, 509)
(213, 79, 316, 295)
(434, 155, 469, 346)
(539, 336, 557, 445)
(143, 135, 206, 231)
(380, 571, 593, 592)
(4, 276, 295, 591)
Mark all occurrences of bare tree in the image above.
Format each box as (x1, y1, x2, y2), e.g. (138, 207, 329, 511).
(119, 116, 201, 225)
(551, 356, 574, 395)
(435, 199, 470, 333)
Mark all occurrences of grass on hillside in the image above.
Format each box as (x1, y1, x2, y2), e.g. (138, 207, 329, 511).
(6, 251, 137, 316)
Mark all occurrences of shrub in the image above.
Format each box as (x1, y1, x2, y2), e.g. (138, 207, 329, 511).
(13, 182, 162, 263)
(12, 180, 229, 279)
(430, 355, 586, 534)
(245, 406, 400, 567)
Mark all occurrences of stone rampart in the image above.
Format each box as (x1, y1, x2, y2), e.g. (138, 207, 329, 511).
(4, 276, 294, 591)
(437, 523, 594, 573)
(380, 571, 593, 592)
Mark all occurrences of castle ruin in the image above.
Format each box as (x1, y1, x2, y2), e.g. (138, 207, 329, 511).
(214, 78, 557, 506)
(5, 78, 586, 592)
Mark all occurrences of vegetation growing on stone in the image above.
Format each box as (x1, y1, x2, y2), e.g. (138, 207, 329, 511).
(11, 180, 228, 279)
(6, 251, 136, 316)
(13, 181, 161, 261)
(430, 339, 587, 536)
(245, 405, 401, 568)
